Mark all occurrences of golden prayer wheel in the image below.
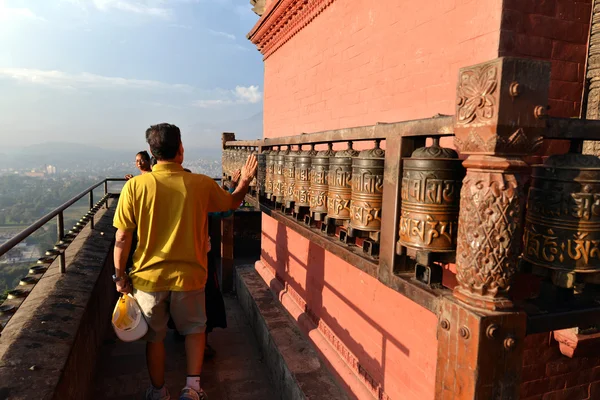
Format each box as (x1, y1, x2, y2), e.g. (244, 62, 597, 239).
(284, 146, 300, 208)
(265, 146, 278, 200)
(293, 144, 316, 213)
(249, 148, 257, 189)
(222, 148, 230, 178)
(309, 143, 334, 221)
(273, 146, 289, 204)
(327, 142, 358, 221)
(523, 153, 600, 283)
(257, 148, 269, 197)
(349, 140, 385, 232)
(397, 138, 464, 254)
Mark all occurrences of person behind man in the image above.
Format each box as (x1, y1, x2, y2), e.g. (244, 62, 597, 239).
(125, 150, 152, 180)
(112, 123, 257, 400)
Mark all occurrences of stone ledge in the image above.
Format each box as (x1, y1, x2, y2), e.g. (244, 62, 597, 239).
(235, 265, 348, 400)
(0, 201, 118, 400)
(554, 328, 600, 358)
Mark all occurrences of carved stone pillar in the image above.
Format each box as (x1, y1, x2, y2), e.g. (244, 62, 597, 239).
(453, 57, 551, 311)
(584, 0, 600, 154)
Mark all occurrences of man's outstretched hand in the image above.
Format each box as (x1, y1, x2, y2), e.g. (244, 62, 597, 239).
(232, 169, 241, 185)
(240, 154, 258, 184)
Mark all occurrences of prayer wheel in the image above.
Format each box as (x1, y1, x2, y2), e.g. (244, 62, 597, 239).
(398, 138, 464, 254)
(249, 148, 257, 190)
(284, 146, 300, 208)
(327, 142, 358, 221)
(265, 146, 278, 200)
(273, 146, 289, 204)
(222, 148, 231, 178)
(257, 148, 269, 196)
(523, 153, 600, 283)
(293, 144, 317, 213)
(349, 140, 385, 232)
(309, 143, 334, 221)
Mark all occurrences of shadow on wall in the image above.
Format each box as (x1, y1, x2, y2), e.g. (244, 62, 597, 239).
(262, 221, 410, 398)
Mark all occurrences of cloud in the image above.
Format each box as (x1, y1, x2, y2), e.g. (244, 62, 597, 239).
(64, 0, 171, 18)
(208, 29, 235, 40)
(234, 85, 261, 103)
(0, 68, 192, 91)
(0, 1, 46, 21)
(193, 85, 262, 108)
(169, 23, 192, 30)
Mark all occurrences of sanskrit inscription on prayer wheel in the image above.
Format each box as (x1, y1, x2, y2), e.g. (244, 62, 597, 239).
(293, 144, 316, 211)
(284, 146, 300, 207)
(273, 146, 288, 203)
(398, 138, 464, 253)
(349, 140, 385, 232)
(250, 148, 257, 188)
(265, 146, 277, 199)
(222, 148, 230, 177)
(327, 142, 359, 220)
(257, 148, 269, 196)
(523, 154, 600, 275)
(309, 143, 334, 220)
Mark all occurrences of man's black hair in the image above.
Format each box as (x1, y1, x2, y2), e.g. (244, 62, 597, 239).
(136, 151, 151, 163)
(145, 123, 181, 161)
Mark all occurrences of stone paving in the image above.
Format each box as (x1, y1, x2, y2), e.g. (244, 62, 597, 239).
(93, 294, 277, 400)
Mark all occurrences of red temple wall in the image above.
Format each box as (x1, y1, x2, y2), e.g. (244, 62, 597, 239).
(258, 0, 504, 398)
(255, 0, 592, 399)
(262, 0, 504, 139)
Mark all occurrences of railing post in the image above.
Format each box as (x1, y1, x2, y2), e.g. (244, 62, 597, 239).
(57, 211, 66, 273)
(104, 180, 108, 209)
(89, 191, 94, 230)
(435, 57, 551, 400)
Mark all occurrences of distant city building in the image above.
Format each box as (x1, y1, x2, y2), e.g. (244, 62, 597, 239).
(46, 165, 57, 175)
(24, 170, 44, 178)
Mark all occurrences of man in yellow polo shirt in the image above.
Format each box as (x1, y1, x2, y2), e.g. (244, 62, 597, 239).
(112, 123, 256, 400)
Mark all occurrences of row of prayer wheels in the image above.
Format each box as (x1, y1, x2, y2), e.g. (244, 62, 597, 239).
(256, 139, 467, 256)
(225, 139, 600, 292)
(262, 141, 386, 237)
(222, 146, 257, 188)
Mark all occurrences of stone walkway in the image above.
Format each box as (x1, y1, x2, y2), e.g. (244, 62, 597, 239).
(93, 295, 277, 400)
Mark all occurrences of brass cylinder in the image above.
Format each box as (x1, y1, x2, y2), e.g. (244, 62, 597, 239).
(523, 153, 600, 273)
(222, 148, 230, 178)
(398, 139, 464, 253)
(309, 143, 334, 220)
(284, 146, 300, 206)
(349, 140, 385, 232)
(273, 146, 289, 203)
(257, 148, 270, 196)
(294, 144, 317, 211)
(327, 142, 358, 220)
(249, 148, 257, 188)
(265, 146, 278, 199)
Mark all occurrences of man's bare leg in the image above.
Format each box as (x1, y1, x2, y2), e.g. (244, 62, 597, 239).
(185, 332, 206, 374)
(146, 341, 166, 388)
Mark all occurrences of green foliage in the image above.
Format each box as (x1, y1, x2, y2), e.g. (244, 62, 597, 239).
(0, 175, 97, 225)
(0, 262, 31, 301)
(0, 175, 102, 298)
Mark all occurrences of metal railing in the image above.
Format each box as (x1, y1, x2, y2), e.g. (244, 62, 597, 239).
(0, 178, 126, 273)
(0, 176, 223, 273)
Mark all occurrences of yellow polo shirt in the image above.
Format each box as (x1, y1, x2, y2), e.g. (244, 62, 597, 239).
(113, 162, 234, 292)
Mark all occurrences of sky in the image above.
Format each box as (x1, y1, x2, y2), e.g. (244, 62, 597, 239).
(0, 0, 264, 150)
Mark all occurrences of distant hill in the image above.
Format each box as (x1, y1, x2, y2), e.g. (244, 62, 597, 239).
(0, 142, 130, 169)
(0, 112, 263, 170)
(0, 142, 223, 170)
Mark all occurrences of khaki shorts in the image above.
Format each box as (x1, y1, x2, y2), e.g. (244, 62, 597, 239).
(133, 288, 207, 342)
